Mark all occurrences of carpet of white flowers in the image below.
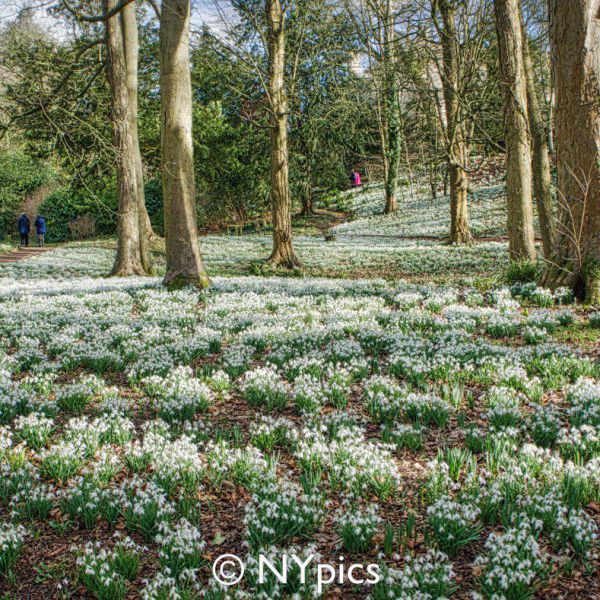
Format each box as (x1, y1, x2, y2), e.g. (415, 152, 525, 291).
(0, 247, 599, 599)
(1, 232, 513, 283)
(334, 183, 512, 239)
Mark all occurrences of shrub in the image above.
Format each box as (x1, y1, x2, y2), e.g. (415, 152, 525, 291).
(38, 187, 117, 242)
(0, 151, 54, 237)
(505, 260, 540, 285)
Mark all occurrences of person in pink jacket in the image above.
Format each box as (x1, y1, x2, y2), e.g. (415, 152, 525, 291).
(350, 168, 362, 188)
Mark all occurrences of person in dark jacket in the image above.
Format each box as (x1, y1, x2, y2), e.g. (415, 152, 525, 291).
(17, 213, 30, 247)
(34, 215, 47, 247)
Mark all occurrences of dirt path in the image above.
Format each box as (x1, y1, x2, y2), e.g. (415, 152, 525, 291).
(0, 246, 53, 264)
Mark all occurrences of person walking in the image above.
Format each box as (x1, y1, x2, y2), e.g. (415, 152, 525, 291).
(350, 168, 362, 189)
(17, 213, 30, 247)
(34, 214, 47, 247)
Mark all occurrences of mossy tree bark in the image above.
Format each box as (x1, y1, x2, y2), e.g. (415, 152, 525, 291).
(265, 0, 302, 268)
(541, 0, 600, 304)
(494, 0, 536, 262)
(105, 0, 149, 276)
(437, 0, 472, 245)
(519, 8, 555, 259)
(160, 0, 210, 287)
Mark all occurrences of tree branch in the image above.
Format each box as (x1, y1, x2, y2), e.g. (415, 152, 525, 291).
(62, 0, 136, 23)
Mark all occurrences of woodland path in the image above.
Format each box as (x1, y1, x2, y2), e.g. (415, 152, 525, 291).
(0, 246, 53, 264)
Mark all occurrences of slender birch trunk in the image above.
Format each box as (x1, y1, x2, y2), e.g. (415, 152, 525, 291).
(494, 0, 536, 262)
(160, 0, 210, 287)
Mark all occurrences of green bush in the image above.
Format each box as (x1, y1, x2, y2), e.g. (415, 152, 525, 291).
(39, 187, 117, 242)
(0, 151, 54, 237)
(505, 260, 540, 285)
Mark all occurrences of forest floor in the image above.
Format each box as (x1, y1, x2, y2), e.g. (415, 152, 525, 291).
(105, 177, 536, 284)
(0, 179, 598, 599)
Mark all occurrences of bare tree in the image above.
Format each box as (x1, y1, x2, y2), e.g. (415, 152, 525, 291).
(519, 4, 554, 258)
(55, 0, 153, 275)
(432, 0, 472, 244)
(265, 0, 301, 268)
(195, 0, 304, 268)
(160, 0, 209, 286)
(122, 1, 157, 246)
(541, 0, 600, 304)
(494, 0, 536, 261)
(105, 0, 150, 275)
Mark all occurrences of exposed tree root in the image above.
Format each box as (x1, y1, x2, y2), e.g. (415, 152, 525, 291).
(265, 247, 303, 270)
(163, 271, 211, 289)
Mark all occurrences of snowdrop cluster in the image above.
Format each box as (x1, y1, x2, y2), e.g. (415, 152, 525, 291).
(337, 503, 381, 553)
(0, 522, 27, 574)
(371, 549, 457, 599)
(244, 544, 320, 599)
(205, 441, 271, 489)
(428, 495, 481, 550)
(13, 413, 54, 450)
(143, 366, 213, 422)
(155, 519, 206, 576)
(557, 423, 600, 462)
(75, 538, 141, 600)
(120, 477, 177, 541)
(240, 366, 288, 412)
(474, 520, 547, 599)
(567, 378, 600, 426)
(244, 480, 326, 549)
(485, 386, 523, 431)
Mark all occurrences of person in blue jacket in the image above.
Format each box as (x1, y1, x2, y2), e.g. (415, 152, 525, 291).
(34, 215, 47, 247)
(17, 213, 30, 247)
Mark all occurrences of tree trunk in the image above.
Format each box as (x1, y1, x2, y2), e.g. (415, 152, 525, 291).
(494, 0, 536, 262)
(160, 0, 209, 287)
(438, 0, 472, 245)
(300, 154, 315, 216)
(519, 8, 555, 259)
(265, 0, 301, 268)
(541, 0, 600, 304)
(449, 163, 471, 244)
(430, 167, 438, 200)
(300, 195, 314, 216)
(105, 0, 148, 276)
(383, 2, 400, 214)
(121, 2, 152, 273)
